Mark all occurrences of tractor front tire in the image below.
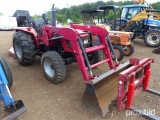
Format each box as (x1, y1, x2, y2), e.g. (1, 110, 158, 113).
(88, 51, 103, 65)
(13, 31, 37, 65)
(123, 44, 134, 56)
(144, 29, 160, 47)
(41, 51, 66, 84)
(0, 55, 12, 88)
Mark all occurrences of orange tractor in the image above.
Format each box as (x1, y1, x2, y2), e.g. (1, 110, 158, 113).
(9, 4, 160, 119)
(81, 7, 134, 58)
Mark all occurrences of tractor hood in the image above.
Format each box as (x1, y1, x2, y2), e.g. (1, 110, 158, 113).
(143, 19, 160, 27)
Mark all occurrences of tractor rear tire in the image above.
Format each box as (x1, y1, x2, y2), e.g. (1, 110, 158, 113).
(13, 31, 37, 65)
(41, 51, 66, 84)
(123, 44, 134, 56)
(144, 29, 160, 47)
(112, 45, 124, 61)
(0, 55, 12, 88)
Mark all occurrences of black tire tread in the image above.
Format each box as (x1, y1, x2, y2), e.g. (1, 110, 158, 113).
(123, 44, 134, 56)
(41, 51, 66, 84)
(112, 45, 124, 61)
(144, 29, 160, 47)
(13, 31, 36, 65)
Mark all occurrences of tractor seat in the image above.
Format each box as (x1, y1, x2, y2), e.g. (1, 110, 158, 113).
(33, 18, 44, 34)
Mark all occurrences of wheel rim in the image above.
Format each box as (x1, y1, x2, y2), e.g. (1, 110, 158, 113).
(15, 40, 22, 59)
(112, 49, 120, 59)
(123, 46, 131, 54)
(147, 33, 160, 45)
(43, 59, 55, 78)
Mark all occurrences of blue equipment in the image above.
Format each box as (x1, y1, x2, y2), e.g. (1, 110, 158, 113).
(0, 55, 26, 120)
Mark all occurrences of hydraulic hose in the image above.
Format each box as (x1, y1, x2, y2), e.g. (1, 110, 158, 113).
(106, 35, 119, 64)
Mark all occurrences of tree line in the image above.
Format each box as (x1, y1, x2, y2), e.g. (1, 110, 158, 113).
(31, 0, 160, 24)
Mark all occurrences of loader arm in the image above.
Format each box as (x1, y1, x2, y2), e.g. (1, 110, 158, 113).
(132, 0, 160, 20)
(43, 24, 116, 83)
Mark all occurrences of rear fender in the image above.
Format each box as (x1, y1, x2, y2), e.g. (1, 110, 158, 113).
(15, 27, 39, 48)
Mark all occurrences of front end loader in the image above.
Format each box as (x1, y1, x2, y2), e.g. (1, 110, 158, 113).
(0, 55, 26, 120)
(9, 4, 160, 119)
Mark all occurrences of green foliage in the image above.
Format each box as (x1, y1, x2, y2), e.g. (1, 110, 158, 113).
(31, 14, 41, 19)
(152, 2, 160, 9)
(56, 14, 66, 23)
(116, 10, 121, 18)
(31, 0, 160, 23)
(107, 10, 114, 21)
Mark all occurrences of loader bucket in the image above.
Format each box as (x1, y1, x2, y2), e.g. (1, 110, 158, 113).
(1, 100, 26, 120)
(82, 61, 131, 117)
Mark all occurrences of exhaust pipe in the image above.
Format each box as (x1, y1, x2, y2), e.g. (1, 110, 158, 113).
(50, 4, 56, 26)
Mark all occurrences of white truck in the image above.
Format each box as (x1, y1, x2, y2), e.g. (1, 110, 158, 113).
(0, 13, 17, 30)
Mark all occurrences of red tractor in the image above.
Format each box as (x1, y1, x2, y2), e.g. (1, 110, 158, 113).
(10, 4, 160, 119)
(12, 4, 116, 84)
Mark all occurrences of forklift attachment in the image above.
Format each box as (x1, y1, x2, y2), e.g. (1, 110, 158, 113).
(83, 57, 160, 118)
(117, 58, 160, 119)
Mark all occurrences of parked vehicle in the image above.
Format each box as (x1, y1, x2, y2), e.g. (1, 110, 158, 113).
(0, 14, 17, 30)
